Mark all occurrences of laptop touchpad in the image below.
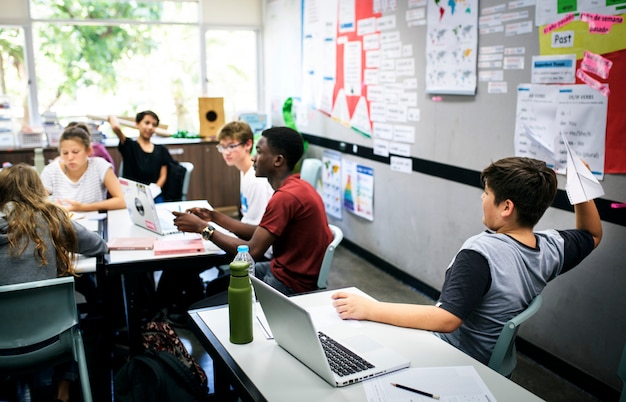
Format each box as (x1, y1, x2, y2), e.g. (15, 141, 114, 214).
(342, 335, 384, 353)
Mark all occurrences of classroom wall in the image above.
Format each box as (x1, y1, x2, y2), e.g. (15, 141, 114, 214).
(263, 0, 626, 392)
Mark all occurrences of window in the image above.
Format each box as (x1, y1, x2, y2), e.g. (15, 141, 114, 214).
(0, 0, 263, 136)
(0, 26, 28, 127)
(205, 30, 259, 119)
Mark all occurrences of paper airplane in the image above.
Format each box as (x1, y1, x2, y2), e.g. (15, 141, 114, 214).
(562, 132, 604, 205)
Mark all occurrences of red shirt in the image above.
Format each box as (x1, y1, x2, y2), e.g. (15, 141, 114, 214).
(259, 174, 332, 293)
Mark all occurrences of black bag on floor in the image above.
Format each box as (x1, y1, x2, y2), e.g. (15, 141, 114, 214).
(114, 322, 209, 402)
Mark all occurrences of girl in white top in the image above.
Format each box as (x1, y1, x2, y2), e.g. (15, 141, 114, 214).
(41, 124, 126, 212)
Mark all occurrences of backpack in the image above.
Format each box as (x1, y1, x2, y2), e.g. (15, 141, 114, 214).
(114, 321, 210, 402)
(162, 159, 187, 202)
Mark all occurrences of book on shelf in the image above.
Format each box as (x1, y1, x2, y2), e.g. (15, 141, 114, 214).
(153, 238, 205, 255)
(107, 237, 156, 250)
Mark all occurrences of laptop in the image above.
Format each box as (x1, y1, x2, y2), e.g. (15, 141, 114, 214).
(251, 276, 410, 387)
(118, 177, 180, 235)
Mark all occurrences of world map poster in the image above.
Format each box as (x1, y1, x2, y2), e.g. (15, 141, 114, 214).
(425, 0, 479, 95)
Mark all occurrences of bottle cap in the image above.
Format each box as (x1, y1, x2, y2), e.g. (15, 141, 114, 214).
(237, 245, 249, 253)
(229, 260, 250, 276)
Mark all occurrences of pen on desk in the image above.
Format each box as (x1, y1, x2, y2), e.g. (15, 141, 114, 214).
(391, 383, 440, 400)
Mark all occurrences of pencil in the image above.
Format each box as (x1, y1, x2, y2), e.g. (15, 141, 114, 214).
(391, 383, 440, 400)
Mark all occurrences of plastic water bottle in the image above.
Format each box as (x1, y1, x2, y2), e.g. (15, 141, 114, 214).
(228, 260, 253, 344)
(233, 245, 256, 307)
(234, 244, 255, 277)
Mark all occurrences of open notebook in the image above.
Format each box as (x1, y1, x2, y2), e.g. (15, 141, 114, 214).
(251, 277, 410, 387)
(119, 177, 180, 235)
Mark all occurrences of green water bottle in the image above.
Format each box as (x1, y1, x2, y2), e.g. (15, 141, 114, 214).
(228, 260, 253, 344)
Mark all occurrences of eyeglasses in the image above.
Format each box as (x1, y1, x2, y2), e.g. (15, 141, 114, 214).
(216, 141, 245, 153)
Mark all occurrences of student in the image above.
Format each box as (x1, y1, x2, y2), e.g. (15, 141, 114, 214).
(65, 122, 117, 173)
(155, 122, 275, 318)
(173, 126, 333, 295)
(0, 163, 108, 402)
(217, 121, 274, 225)
(108, 111, 170, 202)
(331, 157, 602, 366)
(40, 124, 126, 212)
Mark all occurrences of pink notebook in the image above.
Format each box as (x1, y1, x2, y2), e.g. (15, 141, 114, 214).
(108, 237, 156, 250)
(153, 238, 205, 255)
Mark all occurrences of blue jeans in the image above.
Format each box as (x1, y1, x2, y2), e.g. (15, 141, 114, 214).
(254, 262, 296, 295)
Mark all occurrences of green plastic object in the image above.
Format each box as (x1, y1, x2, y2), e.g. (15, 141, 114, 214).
(228, 260, 253, 344)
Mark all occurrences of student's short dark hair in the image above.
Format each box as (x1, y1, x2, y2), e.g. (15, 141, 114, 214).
(136, 110, 160, 126)
(480, 157, 557, 228)
(262, 127, 304, 171)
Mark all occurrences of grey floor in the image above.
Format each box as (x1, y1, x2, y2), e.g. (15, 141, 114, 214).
(177, 245, 602, 402)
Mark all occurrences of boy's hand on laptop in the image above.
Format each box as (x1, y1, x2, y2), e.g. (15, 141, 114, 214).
(186, 207, 212, 221)
(172, 211, 207, 233)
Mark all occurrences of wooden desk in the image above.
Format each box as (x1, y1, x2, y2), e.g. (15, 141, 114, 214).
(189, 288, 544, 402)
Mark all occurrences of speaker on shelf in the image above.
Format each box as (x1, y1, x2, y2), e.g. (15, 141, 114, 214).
(198, 97, 225, 138)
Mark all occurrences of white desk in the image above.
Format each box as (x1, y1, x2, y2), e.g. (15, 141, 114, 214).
(98, 201, 231, 355)
(190, 288, 544, 402)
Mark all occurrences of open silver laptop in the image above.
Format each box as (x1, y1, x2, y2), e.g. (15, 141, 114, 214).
(251, 276, 410, 387)
(118, 177, 179, 235)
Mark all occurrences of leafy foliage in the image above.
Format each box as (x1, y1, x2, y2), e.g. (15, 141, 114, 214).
(32, 0, 162, 108)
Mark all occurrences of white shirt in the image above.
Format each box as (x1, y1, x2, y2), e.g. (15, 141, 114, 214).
(41, 157, 113, 204)
(240, 166, 274, 225)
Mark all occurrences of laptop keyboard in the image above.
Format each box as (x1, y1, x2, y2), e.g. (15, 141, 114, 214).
(318, 331, 375, 377)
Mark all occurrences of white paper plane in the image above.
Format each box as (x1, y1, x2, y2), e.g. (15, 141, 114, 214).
(562, 132, 604, 205)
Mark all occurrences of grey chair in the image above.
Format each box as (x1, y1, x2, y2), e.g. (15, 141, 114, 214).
(300, 158, 322, 189)
(0, 277, 92, 402)
(317, 224, 344, 289)
(488, 295, 543, 377)
(179, 161, 194, 201)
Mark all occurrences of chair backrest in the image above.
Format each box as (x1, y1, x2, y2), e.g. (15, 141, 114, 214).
(619, 342, 626, 402)
(0, 277, 93, 402)
(179, 161, 194, 201)
(300, 158, 322, 189)
(317, 224, 344, 289)
(488, 294, 543, 377)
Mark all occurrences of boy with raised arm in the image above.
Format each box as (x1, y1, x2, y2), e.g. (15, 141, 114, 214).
(332, 157, 602, 365)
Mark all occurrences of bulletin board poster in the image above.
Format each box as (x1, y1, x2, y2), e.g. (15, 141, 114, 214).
(424, 0, 479, 95)
(322, 149, 343, 220)
(342, 159, 374, 221)
(302, 0, 383, 137)
(537, 3, 626, 174)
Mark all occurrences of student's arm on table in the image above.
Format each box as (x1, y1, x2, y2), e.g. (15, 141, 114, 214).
(331, 291, 463, 333)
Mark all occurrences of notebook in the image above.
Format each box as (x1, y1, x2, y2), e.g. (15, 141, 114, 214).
(251, 276, 410, 387)
(118, 177, 180, 235)
(153, 238, 204, 255)
(107, 237, 156, 250)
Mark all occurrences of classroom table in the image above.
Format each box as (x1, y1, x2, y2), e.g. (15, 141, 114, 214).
(189, 287, 544, 402)
(96, 201, 232, 355)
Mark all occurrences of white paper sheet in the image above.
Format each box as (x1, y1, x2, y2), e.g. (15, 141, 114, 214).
(364, 366, 497, 402)
(562, 132, 604, 205)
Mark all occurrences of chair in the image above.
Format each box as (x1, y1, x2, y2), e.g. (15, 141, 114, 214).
(619, 342, 626, 402)
(488, 294, 543, 377)
(317, 224, 344, 289)
(0, 277, 92, 402)
(300, 158, 322, 189)
(179, 161, 194, 201)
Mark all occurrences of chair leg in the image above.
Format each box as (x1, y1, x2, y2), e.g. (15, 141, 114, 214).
(73, 331, 93, 402)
